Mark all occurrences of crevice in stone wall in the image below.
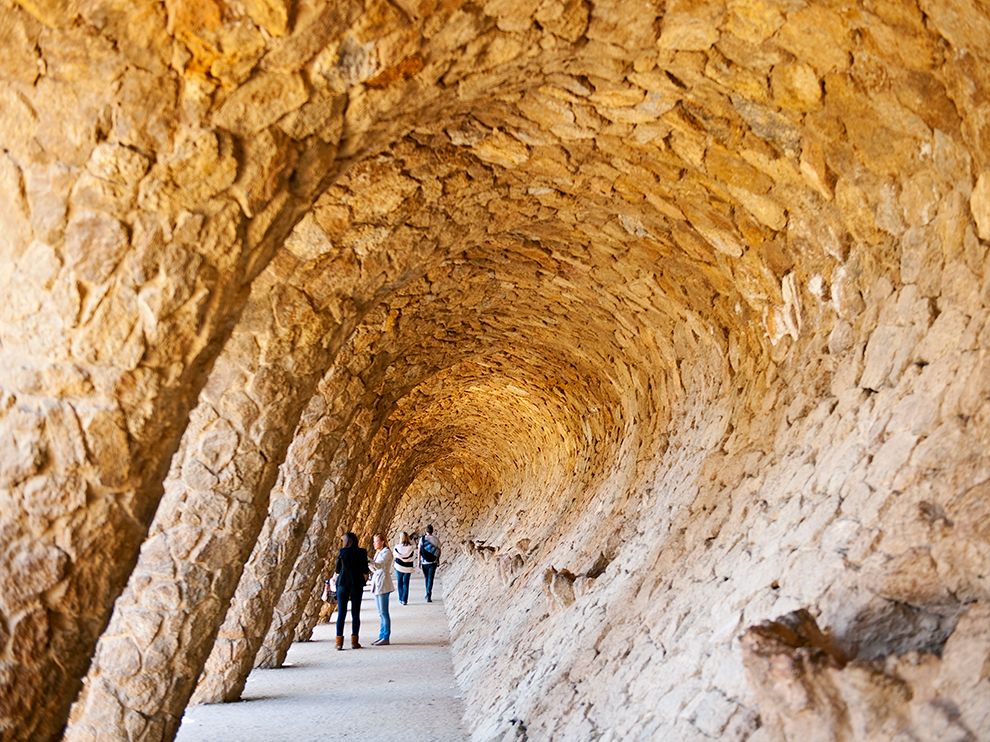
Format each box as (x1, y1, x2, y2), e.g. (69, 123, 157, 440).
(842, 598, 966, 661)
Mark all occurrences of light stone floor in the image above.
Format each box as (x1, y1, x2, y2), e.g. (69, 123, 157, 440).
(176, 573, 467, 742)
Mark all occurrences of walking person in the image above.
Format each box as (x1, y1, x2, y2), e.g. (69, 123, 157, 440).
(393, 531, 415, 605)
(419, 524, 442, 602)
(369, 534, 395, 645)
(334, 532, 369, 650)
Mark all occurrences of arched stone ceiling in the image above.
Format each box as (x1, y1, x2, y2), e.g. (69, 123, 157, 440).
(2, 0, 989, 739)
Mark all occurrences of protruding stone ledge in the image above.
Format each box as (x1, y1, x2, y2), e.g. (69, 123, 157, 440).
(741, 603, 990, 741)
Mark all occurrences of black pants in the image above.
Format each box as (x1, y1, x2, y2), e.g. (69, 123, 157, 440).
(336, 585, 363, 637)
(422, 562, 437, 599)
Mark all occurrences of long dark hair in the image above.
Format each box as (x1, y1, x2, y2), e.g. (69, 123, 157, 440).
(343, 531, 358, 548)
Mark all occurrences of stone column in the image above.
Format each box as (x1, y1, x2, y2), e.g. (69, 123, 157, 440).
(0, 6, 344, 738)
(189, 404, 332, 704)
(295, 584, 331, 643)
(255, 420, 368, 667)
(255, 489, 339, 667)
(262, 398, 404, 653)
(287, 463, 364, 645)
(64, 273, 337, 741)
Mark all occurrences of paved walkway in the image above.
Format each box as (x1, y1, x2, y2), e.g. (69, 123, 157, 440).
(177, 573, 466, 742)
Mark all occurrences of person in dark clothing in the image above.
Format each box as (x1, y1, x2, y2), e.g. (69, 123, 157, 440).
(419, 524, 442, 602)
(335, 532, 369, 650)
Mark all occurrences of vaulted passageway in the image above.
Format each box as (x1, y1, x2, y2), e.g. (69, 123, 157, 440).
(1, 0, 988, 739)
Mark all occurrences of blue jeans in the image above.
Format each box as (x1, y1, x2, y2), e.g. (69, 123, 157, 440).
(336, 586, 362, 637)
(396, 571, 410, 603)
(422, 562, 437, 600)
(376, 593, 391, 640)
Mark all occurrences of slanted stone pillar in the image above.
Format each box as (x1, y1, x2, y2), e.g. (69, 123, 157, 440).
(189, 404, 333, 704)
(288, 444, 374, 645)
(295, 585, 330, 643)
(270, 401, 408, 649)
(0, 6, 341, 738)
(64, 272, 336, 741)
(255, 487, 340, 667)
(255, 415, 370, 667)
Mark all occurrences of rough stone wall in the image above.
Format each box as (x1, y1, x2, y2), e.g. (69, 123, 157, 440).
(317, 3, 990, 739)
(1, 0, 988, 740)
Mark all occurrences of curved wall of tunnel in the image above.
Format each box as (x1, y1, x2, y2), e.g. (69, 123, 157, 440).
(1, 0, 989, 740)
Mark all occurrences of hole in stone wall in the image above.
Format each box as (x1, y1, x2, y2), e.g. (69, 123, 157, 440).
(918, 500, 953, 527)
(841, 598, 967, 661)
(585, 551, 611, 579)
(507, 718, 528, 741)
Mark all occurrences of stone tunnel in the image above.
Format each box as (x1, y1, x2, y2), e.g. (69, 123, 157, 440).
(1, 0, 988, 739)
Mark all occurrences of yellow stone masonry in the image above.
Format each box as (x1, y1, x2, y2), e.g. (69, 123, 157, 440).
(0, 1, 987, 740)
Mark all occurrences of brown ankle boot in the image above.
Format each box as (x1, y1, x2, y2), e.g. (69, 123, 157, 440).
(351, 635, 362, 649)
(335, 636, 344, 651)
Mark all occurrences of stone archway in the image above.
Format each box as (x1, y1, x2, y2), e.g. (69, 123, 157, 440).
(1, 1, 989, 740)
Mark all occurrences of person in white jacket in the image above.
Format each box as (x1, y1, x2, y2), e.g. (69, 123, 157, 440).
(369, 534, 395, 645)
(393, 532, 416, 605)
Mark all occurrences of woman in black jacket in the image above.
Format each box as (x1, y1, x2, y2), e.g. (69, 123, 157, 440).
(335, 532, 369, 650)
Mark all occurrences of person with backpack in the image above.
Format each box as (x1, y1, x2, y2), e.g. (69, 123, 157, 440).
(419, 524, 442, 602)
(334, 532, 369, 650)
(393, 531, 415, 605)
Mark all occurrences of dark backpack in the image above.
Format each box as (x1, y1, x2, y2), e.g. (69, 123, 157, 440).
(421, 537, 439, 562)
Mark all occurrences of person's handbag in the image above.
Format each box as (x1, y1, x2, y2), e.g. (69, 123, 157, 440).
(321, 577, 336, 602)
